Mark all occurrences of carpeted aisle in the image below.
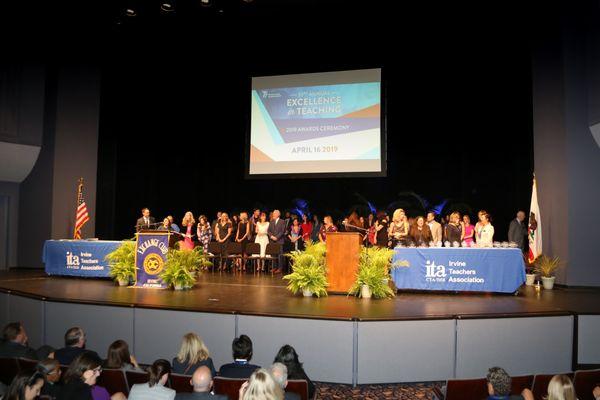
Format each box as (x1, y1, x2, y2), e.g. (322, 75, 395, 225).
(316, 381, 439, 399)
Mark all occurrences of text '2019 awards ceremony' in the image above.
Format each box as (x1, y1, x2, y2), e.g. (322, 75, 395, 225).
(1, 1, 600, 399)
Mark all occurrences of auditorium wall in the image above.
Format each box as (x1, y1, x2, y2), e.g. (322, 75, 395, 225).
(531, 0, 600, 286)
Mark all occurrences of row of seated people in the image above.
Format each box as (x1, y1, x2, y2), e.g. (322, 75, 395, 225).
(0, 322, 315, 400)
(435, 366, 600, 400)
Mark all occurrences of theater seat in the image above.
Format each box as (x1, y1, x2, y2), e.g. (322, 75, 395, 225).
(511, 375, 534, 395)
(17, 358, 38, 372)
(126, 370, 149, 390)
(0, 357, 20, 385)
(574, 369, 600, 400)
(531, 373, 574, 400)
(286, 379, 309, 400)
(96, 368, 129, 396)
(169, 373, 193, 393)
(432, 377, 487, 400)
(214, 376, 246, 400)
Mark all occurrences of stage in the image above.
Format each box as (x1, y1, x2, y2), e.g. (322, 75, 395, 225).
(1, 270, 599, 385)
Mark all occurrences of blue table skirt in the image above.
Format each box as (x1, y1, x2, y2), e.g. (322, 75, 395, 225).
(43, 240, 123, 278)
(391, 247, 526, 293)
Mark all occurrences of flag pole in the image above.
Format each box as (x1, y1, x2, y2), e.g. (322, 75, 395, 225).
(73, 178, 84, 239)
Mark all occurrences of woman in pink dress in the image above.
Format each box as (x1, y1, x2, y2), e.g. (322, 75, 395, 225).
(462, 214, 474, 247)
(180, 211, 196, 250)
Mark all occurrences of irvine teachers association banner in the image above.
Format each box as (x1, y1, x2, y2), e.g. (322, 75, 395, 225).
(135, 232, 169, 288)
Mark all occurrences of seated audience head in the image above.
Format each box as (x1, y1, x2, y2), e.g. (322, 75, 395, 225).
(35, 345, 56, 361)
(37, 358, 61, 383)
(546, 374, 576, 400)
(486, 367, 511, 397)
(64, 351, 102, 386)
(274, 345, 303, 376)
(3, 322, 28, 345)
(5, 371, 45, 400)
(190, 365, 213, 393)
(64, 327, 85, 348)
(426, 211, 436, 222)
(242, 368, 284, 400)
(232, 334, 253, 361)
(273, 210, 281, 220)
(148, 359, 171, 388)
(177, 332, 210, 365)
(270, 363, 288, 389)
(105, 339, 133, 369)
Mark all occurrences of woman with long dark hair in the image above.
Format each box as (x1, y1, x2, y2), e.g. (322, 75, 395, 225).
(273, 345, 315, 399)
(103, 340, 141, 371)
(5, 371, 45, 400)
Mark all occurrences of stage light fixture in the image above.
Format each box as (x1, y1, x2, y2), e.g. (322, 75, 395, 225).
(160, 1, 175, 12)
(200, 0, 212, 7)
(124, 8, 137, 17)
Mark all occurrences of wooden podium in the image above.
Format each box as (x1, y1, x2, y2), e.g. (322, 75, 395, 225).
(325, 232, 362, 293)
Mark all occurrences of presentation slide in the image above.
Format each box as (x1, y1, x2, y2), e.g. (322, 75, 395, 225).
(249, 68, 383, 176)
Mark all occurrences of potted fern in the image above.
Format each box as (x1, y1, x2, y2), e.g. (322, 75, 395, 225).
(160, 249, 197, 290)
(534, 254, 562, 290)
(349, 247, 396, 299)
(173, 245, 213, 277)
(105, 241, 137, 286)
(283, 241, 328, 297)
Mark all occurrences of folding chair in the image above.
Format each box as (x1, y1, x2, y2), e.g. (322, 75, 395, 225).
(225, 242, 244, 272)
(244, 242, 263, 273)
(265, 243, 283, 274)
(574, 368, 600, 400)
(206, 241, 224, 272)
(213, 376, 246, 400)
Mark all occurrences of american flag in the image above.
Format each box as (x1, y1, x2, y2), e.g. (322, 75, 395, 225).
(73, 179, 90, 240)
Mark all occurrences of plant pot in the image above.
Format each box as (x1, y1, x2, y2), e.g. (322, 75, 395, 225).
(174, 284, 185, 291)
(361, 284, 372, 299)
(541, 276, 555, 290)
(525, 274, 536, 286)
(302, 289, 313, 297)
(117, 278, 129, 287)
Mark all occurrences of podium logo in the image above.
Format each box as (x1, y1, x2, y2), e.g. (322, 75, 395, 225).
(66, 251, 80, 268)
(143, 254, 164, 276)
(425, 260, 446, 278)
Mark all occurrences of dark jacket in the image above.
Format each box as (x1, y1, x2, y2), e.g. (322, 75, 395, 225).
(172, 357, 216, 377)
(0, 340, 38, 360)
(218, 362, 261, 379)
(508, 219, 527, 251)
(175, 393, 228, 400)
(57, 379, 93, 400)
(268, 219, 287, 244)
(55, 347, 99, 366)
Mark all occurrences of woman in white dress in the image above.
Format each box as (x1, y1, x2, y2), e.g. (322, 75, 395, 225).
(475, 211, 495, 247)
(254, 212, 270, 271)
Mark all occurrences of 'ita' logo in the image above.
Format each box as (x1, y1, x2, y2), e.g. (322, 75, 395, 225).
(425, 260, 446, 278)
(261, 90, 269, 98)
(66, 251, 80, 267)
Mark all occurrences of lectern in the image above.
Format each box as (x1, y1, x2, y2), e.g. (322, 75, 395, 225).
(325, 232, 362, 293)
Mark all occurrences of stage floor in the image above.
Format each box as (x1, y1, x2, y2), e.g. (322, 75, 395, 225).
(1, 270, 599, 321)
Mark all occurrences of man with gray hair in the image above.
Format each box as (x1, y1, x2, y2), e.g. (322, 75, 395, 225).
(54, 326, 99, 366)
(270, 363, 300, 400)
(175, 366, 227, 399)
(268, 210, 287, 274)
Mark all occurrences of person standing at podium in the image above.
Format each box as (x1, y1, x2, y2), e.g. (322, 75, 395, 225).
(318, 215, 338, 242)
(136, 208, 155, 232)
(180, 212, 196, 250)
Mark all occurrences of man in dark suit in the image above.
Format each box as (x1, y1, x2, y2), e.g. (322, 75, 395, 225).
(268, 210, 287, 273)
(174, 366, 227, 400)
(54, 327, 99, 366)
(218, 335, 260, 379)
(136, 207, 156, 232)
(507, 210, 527, 252)
(0, 322, 38, 359)
(271, 363, 301, 400)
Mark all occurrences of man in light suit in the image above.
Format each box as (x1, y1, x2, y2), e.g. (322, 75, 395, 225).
(174, 366, 227, 400)
(268, 209, 286, 273)
(508, 210, 527, 252)
(136, 207, 156, 232)
(426, 212, 442, 244)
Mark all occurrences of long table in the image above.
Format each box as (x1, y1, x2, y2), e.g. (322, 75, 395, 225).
(391, 247, 526, 293)
(43, 240, 123, 278)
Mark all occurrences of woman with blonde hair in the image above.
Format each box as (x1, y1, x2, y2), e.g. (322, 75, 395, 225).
(238, 368, 284, 400)
(388, 208, 409, 247)
(180, 211, 196, 250)
(172, 333, 216, 377)
(545, 374, 576, 400)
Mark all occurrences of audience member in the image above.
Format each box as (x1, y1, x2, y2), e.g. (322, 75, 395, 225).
(128, 359, 176, 400)
(172, 333, 216, 377)
(544, 374, 576, 400)
(238, 368, 284, 400)
(37, 358, 62, 399)
(174, 366, 227, 400)
(103, 339, 141, 371)
(58, 351, 102, 400)
(54, 327, 99, 366)
(0, 322, 38, 360)
(218, 335, 260, 379)
(5, 371, 45, 400)
(485, 366, 526, 400)
(270, 363, 300, 400)
(273, 345, 315, 399)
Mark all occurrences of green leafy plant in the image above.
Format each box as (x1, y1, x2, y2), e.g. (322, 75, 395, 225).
(159, 248, 201, 289)
(349, 246, 396, 299)
(283, 241, 329, 297)
(172, 244, 213, 272)
(105, 241, 137, 283)
(533, 254, 563, 278)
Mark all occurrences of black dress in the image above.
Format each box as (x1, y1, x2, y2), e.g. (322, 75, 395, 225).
(375, 218, 388, 247)
(445, 223, 462, 245)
